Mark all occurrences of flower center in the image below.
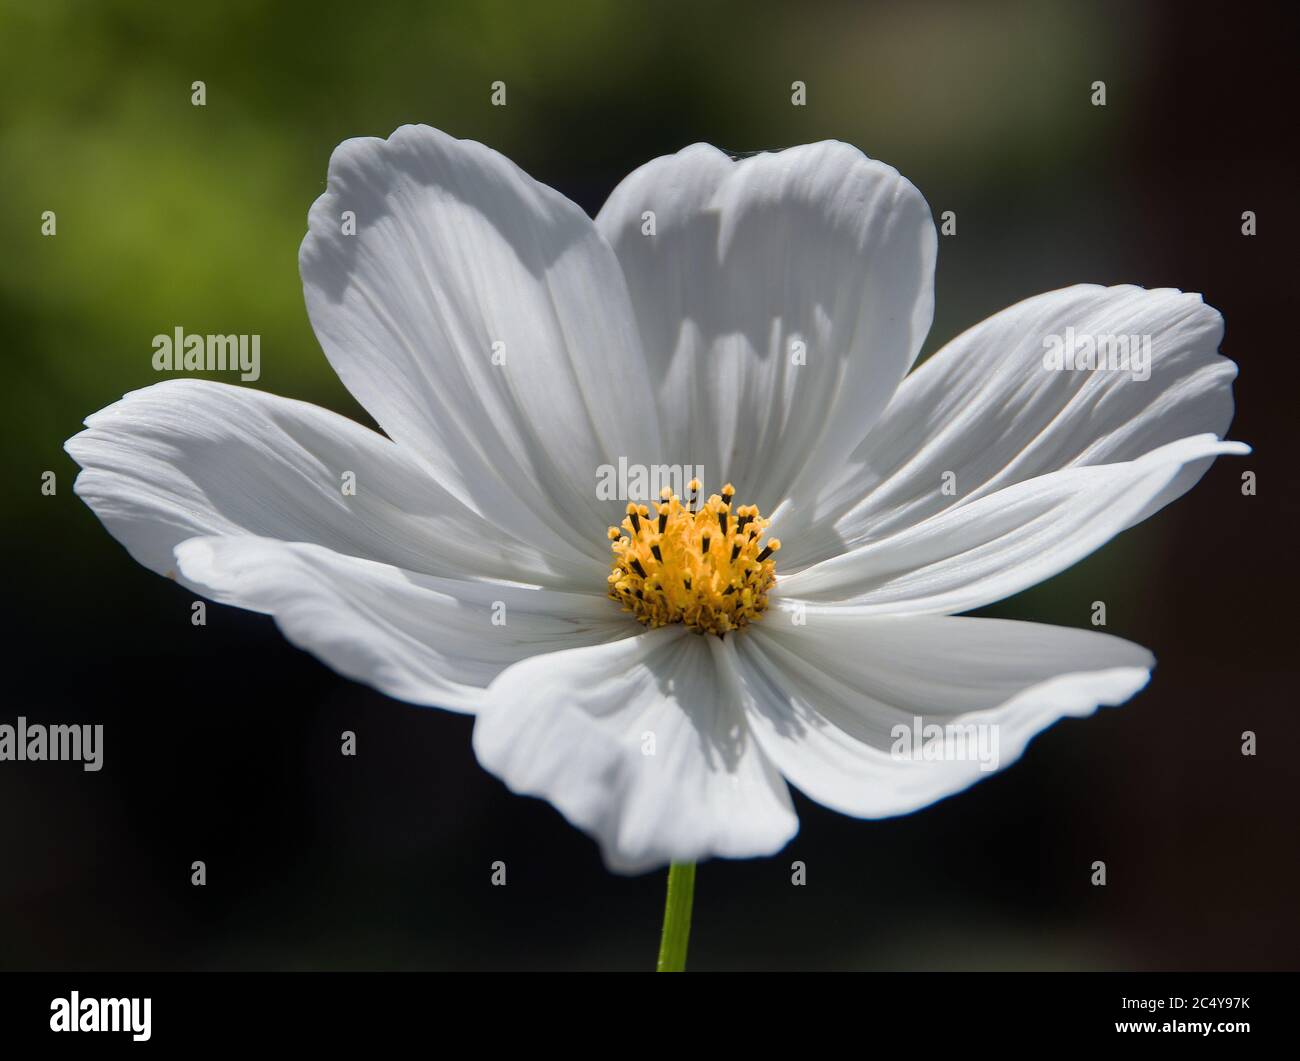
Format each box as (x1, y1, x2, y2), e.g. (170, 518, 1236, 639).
(606, 480, 781, 637)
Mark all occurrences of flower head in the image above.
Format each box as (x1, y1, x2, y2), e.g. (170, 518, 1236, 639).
(67, 126, 1246, 874)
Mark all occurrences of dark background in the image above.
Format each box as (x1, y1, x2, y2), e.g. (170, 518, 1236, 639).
(2, 0, 1295, 970)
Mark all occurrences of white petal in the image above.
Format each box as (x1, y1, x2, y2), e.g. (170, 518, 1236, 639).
(779, 434, 1247, 611)
(472, 627, 798, 873)
(734, 613, 1153, 817)
(65, 379, 597, 590)
(301, 125, 662, 562)
(784, 285, 1241, 569)
(175, 536, 632, 714)
(596, 141, 935, 512)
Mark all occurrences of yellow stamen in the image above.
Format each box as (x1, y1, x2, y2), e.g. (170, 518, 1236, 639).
(606, 483, 781, 636)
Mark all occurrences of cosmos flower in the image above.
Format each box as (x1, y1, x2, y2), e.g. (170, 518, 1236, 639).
(67, 125, 1245, 874)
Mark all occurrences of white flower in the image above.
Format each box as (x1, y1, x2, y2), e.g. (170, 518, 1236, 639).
(67, 126, 1246, 874)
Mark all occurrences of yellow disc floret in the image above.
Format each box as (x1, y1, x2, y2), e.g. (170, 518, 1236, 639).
(606, 480, 781, 637)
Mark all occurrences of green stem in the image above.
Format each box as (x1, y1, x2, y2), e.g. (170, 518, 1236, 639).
(656, 862, 696, 972)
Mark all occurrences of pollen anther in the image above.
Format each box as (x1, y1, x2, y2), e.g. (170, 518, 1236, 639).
(606, 483, 780, 636)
